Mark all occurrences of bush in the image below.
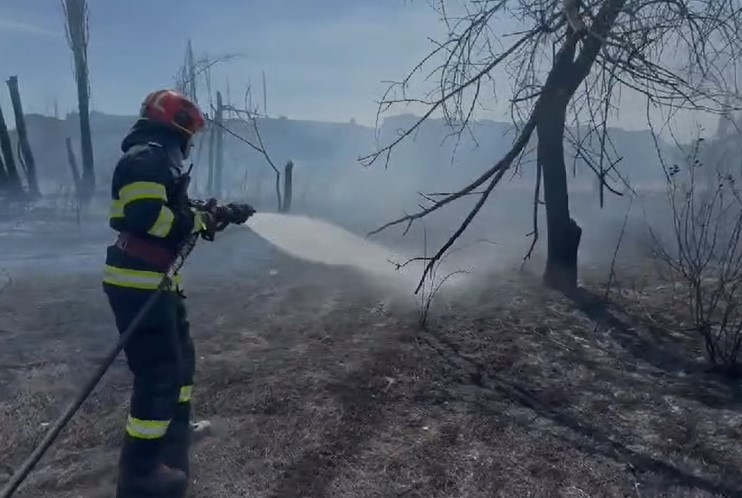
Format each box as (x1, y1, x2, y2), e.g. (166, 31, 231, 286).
(653, 138, 742, 375)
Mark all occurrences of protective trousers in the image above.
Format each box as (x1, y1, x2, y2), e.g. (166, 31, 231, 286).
(104, 286, 196, 498)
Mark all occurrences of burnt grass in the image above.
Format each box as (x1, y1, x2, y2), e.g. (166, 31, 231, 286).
(1, 256, 742, 497)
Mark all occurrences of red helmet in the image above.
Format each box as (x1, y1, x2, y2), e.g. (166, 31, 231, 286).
(139, 89, 205, 136)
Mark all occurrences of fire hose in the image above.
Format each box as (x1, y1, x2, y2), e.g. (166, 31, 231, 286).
(0, 232, 200, 498)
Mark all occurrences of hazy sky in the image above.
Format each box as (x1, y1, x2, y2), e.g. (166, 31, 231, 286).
(0, 0, 718, 135)
(0, 0, 446, 124)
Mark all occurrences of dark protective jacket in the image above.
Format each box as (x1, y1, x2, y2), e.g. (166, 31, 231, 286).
(103, 119, 203, 291)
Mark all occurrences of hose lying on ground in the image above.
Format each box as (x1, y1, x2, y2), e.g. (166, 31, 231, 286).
(0, 233, 200, 498)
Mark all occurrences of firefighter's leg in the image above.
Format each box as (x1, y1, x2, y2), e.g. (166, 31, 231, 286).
(105, 287, 187, 498)
(162, 296, 195, 483)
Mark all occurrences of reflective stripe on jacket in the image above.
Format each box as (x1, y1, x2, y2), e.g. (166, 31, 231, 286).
(102, 264, 182, 291)
(104, 123, 200, 291)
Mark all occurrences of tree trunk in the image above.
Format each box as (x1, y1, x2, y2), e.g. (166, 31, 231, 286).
(0, 151, 8, 194)
(64, 0, 94, 203)
(65, 137, 83, 197)
(521, 0, 625, 291)
(538, 100, 582, 291)
(7, 76, 40, 197)
(74, 59, 95, 202)
(207, 124, 215, 195)
(536, 47, 582, 292)
(186, 39, 197, 103)
(282, 160, 294, 212)
(274, 170, 282, 212)
(214, 91, 224, 198)
(0, 102, 22, 196)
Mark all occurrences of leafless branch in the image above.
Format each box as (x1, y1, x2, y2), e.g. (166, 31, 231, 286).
(652, 137, 742, 373)
(420, 269, 470, 328)
(174, 53, 243, 98)
(206, 86, 282, 210)
(362, 0, 742, 292)
(368, 111, 538, 239)
(359, 23, 549, 169)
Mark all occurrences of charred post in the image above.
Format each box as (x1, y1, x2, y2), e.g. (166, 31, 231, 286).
(282, 160, 294, 212)
(0, 102, 22, 196)
(7, 76, 40, 197)
(0, 150, 8, 194)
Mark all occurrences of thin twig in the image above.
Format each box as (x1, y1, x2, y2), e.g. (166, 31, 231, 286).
(523, 159, 543, 266)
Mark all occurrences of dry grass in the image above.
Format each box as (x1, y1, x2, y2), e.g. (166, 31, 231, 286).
(1, 257, 741, 497)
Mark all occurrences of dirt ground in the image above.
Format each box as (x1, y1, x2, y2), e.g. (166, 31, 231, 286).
(1, 236, 741, 498)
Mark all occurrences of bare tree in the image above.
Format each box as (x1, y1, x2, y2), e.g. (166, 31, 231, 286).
(0, 149, 8, 194)
(7, 76, 40, 198)
(362, 0, 742, 293)
(653, 138, 742, 375)
(65, 136, 83, 196)
(63, 0, 95, 203)
(173, 47, 242, 198)
(171, 46, 285, 208)
(0, 102, 22, 197)
(173, 50, 241, 102)
(175, 39, 199, 104)
(214, 91, 224, 197)
(219, 87, 284, 211)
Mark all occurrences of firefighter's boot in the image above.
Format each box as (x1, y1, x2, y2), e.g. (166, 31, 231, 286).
(115, 434, 187, 498)
(162, 403, 191, 478)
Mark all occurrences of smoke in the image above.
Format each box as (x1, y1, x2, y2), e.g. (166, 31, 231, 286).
(0, 113, 678, 289)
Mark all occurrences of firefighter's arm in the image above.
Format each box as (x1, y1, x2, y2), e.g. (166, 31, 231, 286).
(114, 153, 204, 242)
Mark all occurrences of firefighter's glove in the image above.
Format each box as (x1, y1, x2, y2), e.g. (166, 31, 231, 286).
(197, 210, 219, 241)
(224, 203, 256, 225)
(194, 199, 254, 241)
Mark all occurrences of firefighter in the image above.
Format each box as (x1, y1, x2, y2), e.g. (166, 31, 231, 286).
(102, 89, 254, 497)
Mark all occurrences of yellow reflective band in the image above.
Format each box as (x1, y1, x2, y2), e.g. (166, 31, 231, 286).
(126, 415, 170, 440)
(147, 205, 175, 238)
(191, 209, 206, 234)
(110, 199, 124, 219)
(102, 265, 182, 290)
(118, 181, 167, 205)
(179, 385, 193, 403)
